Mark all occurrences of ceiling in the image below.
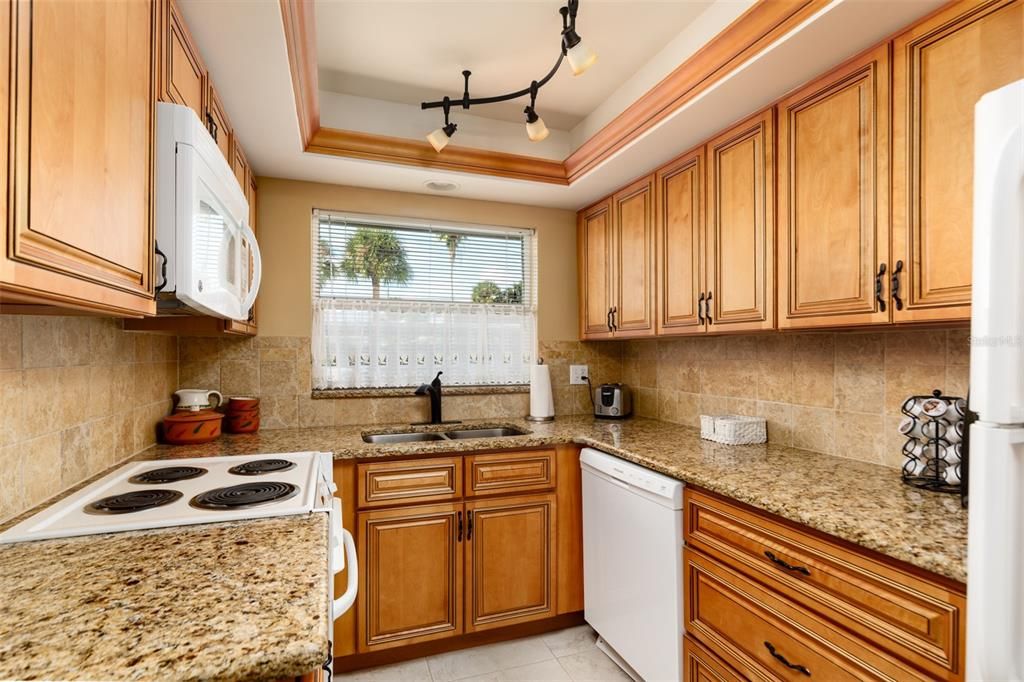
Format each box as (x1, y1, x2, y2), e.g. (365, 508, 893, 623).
(178, 0, 949, 210)
(315, 1, 713, 131)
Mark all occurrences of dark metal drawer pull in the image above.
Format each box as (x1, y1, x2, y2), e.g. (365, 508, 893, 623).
(457, 511, 463, 542)
(697, 292, 705, 323)
(891, 259, 904, 311)
(467, 510, 474, 540)
(764, 550, 811, 576)
(764, 641, 811, 676)
(874, 262, 887, 312)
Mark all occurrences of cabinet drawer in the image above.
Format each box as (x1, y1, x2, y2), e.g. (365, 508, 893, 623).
(465, 450, 556, 496)
(685, 489, 964, 678)
(686, 550, 919, 681)
(357, 458, 462, 508)
(684, 634, 746, 682)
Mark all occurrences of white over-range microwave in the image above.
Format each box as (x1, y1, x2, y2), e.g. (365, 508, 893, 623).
(154, 102, 261, 321)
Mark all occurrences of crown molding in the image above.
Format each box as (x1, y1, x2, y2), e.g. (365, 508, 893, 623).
(279, 0, 831, 186)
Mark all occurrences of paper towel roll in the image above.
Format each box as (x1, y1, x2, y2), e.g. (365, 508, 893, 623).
(529, 363, 554, 421)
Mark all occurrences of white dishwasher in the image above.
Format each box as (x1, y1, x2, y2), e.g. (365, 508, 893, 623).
(581, 447, 685, 682)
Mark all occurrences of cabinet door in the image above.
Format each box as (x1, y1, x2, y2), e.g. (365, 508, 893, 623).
(777, 45, 891, 329)
(578, 198, 614, 339)
(358, 503, 463, 651)
(231, 140, 249, 192)
(161, 0, 205, 121)
(892, 0, 1023, 323)
(612, 175, 656, 337)
(465, 494, 556, 632)
(1, 0, 156, 316)
(705, 110, 775, 332)
(206, 80, 232, 162)
(656, 148, 706, 335)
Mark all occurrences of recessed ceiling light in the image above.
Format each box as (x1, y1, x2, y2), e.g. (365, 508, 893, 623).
(424, 180, 459, 193)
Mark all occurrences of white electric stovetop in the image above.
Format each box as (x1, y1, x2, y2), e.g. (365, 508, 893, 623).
(0, 452, 332, 544)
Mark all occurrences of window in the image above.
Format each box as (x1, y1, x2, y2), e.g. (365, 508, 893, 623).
(311, 210, 536, 390)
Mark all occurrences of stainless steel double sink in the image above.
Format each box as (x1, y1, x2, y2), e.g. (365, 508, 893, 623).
(361, 426, 528, 444)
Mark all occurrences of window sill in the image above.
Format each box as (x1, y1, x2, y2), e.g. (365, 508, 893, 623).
(312, 385, 530, 399)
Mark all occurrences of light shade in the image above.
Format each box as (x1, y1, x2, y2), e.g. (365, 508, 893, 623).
(566, 40, 597, 76)
(426, 126, 454, 152)
(526, 116, 549, 142)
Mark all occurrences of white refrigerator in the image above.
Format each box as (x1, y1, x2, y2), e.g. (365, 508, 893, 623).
(968, 77, 1024, 680)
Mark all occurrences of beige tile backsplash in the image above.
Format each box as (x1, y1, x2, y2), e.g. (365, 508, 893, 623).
(0, 314, 968, 525)
(0, 315, 178, 523)
(620, 329, 970, 468)
(177, 336, 625, 429)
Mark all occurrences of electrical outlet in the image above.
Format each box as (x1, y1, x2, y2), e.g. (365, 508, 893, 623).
(570, 365, 589, 385)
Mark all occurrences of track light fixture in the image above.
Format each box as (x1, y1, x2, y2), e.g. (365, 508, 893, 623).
(421, 0, 596, 151)
(524, 81, 550, 142)
(425, 97, 457, 152)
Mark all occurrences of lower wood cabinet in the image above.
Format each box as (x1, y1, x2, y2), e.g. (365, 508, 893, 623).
(466, 494, 556, 632)
(358, 503, 463, 651)
(343, 448, 578, 659)
(684, 487, 966, 681)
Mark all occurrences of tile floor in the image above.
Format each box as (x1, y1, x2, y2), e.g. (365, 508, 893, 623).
(336, 625, 632, 682)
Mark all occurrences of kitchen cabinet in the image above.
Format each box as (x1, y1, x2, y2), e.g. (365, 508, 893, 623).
(891, 0, 1023, 323)
(358, 502, 464, 651)
(465, 494, 556, 631)
(684, 487, 966, 681)
(338, 446, 581, 664)
(0, 0, 157, 316)
(205, 79, 232, 162)
(777, 45, 891, 329)
(705, 110, 775, 332)
(577, 198, 615, 339)
(160, 0, 205, 121)
(578, 177, 656, 340)
(655, 147, 706, 336)
(611, 176, 656, 337)
(231, 138, 250, 191)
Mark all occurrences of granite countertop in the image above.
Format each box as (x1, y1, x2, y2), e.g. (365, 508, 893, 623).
(150, 415, 968, 583)
(0, 504, 330, 681)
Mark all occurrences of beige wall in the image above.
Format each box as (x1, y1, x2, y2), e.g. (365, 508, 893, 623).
(0, 316, 178, 523)
(254, 177, 579, 342)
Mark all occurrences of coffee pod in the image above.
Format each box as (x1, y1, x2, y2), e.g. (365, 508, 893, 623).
(903, 440, 926, 457)
(945, 421, 964, 444)
(945, 443, 962, 464)
(902, 397, 925, 416)
(944, 465, 961, 485)
(953, 398, 968, 418)
(921, 398, 949, 418)
(899, 416, 925, 439)
(922, 419, 948, 440)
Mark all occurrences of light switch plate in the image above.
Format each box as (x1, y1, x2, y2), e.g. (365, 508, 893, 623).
(570, 365, 589, 385)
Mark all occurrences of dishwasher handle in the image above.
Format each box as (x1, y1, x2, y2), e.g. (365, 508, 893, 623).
(333, 529, 358, 620)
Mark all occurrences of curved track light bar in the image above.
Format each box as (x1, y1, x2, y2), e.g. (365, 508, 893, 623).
(420, 0, 595, 148)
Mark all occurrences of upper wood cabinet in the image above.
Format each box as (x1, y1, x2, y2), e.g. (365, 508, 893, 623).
(705, 110, 775, 333)
(358, 503, 464, 652)
(578, 178, 656, 340)
(160, 0, 205, 121)
(465, 494, 557, 632)
(655, 147, 706, 336)
(205, 79, 232, 162)
(777, 45, 891, 330)
(611, 176, 656, 337)
(0, 0, 157, 316)
(578, 198, 615, 339)
(891, 0, 1023, 323)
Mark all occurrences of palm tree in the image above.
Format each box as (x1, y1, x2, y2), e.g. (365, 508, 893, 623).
(339, 228, 411, 299)
(438, 233, 463, 301)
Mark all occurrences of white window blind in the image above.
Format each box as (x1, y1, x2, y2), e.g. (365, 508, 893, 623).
(311, 210, 536, 389)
